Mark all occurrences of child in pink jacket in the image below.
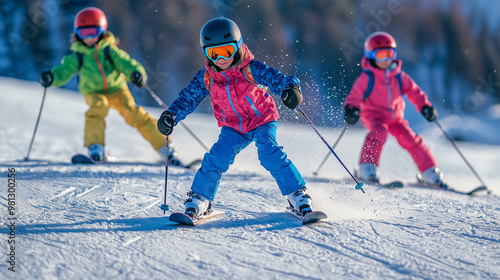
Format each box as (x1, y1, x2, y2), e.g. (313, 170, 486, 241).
(343, 31, 447, 188)
(157, 18, 312, 218)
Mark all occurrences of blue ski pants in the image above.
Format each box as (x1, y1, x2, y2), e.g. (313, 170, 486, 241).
(191, 121, 305, 201)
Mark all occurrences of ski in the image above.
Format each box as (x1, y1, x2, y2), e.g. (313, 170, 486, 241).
(164, 158, 202, 170)
(169, 210, 225, 226)
(182, 158, 203, 169)
(71, 153, 105, 164)
(366, 180, 404, 189)
(160, 157, 202, 169)
(407, 183, 489, 196)
(286, 208, 328, 225)
(71, 153, 201, 169)
(353, 170, 403, 189)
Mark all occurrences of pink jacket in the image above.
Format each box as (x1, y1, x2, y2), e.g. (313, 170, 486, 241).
(345, 57, 432, 121)
(205, 44, 280, 134)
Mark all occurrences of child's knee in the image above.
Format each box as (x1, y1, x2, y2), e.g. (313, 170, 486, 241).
(204, 152, 232, 172)
(258, 145, 288, 170)
(85, 95, 109, 118)
(121, 106, 150, 127)
(86, 103, 109, 119)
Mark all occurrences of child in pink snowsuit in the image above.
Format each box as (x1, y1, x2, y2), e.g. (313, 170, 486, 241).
(343, 31, 447, 188)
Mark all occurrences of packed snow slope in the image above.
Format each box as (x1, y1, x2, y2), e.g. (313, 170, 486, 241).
(1, 77, 499, 279)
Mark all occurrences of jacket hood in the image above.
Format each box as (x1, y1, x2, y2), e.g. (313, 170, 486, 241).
(205, 43, 254, 75)
(70, 31, 117, 54)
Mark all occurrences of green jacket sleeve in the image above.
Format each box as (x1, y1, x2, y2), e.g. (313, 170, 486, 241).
(108, 45, 147, 81)
(51, 52, 80, 87)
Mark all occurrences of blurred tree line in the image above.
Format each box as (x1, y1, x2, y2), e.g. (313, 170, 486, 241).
(1, 0, 499, 125)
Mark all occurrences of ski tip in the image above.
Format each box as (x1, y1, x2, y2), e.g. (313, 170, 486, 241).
(71, 154, 95, 164)
(472, 185, 490, 195)
(383, 181, 404, 189)
(169, 210, 225, 226)
(302, 211, 328, 224)
(169, 212, 195, 226)
(184, 159, 203, 169)
(479, 185, 491, 194)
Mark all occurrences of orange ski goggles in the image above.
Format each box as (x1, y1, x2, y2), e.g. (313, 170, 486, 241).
(203, 40, 242, 61)
(366, 48, 397, 62)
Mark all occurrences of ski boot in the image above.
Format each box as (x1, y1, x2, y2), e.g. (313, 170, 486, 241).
(158, 146, 183, 166)
(286, 187, 313, 216)
(355, 163, 380, 184)
(417, 167, 448, 189)
(168, 147, 183, 166)
(184, 192, 212, 219)
(88, 144, 105, 162)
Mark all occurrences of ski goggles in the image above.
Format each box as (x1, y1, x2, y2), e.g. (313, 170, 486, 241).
(366, 48, 397, 62)
(75, 26, 105, 40)
(203, 40, 242, 61)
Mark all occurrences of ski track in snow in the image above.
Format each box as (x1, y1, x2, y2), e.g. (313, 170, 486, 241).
(1, 77, 500, 279)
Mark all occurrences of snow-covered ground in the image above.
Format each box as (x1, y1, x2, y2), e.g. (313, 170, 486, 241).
(1, 77, 499, 279)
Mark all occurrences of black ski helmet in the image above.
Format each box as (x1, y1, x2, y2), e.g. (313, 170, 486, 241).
(200, 18, 242, 50)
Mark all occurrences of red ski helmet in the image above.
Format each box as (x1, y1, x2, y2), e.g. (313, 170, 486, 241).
(74, 7, 108, 30)
(364, 31, 397, 58)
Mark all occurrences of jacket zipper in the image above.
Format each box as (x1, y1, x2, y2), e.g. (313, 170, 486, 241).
(385, 69, 393, 119)
(222, 72, 243, 133)
(94, 44, 108, 93)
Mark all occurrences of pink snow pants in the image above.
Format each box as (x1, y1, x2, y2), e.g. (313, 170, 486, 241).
(360, 117, 436, 172)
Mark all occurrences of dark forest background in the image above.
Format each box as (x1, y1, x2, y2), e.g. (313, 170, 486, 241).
(2, 0, 500, 125)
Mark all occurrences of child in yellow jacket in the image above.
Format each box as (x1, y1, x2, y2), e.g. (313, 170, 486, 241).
(38, 7, 179, 164)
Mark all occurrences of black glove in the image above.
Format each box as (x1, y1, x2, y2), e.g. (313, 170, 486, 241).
(281, 86, 303, 109)
(39, 71, 53, 88)
(344, 106, 360, 125)
(130, 71, 146, 87)
(421, 105, 437, 122)
(157, 111, 175, 136)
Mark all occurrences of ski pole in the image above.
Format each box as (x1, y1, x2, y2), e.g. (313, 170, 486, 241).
(160, 137, 170, 214)
(143, 85, 210, 152)
(313, 124, 348, 176)
(24, 87, 48, 161)
(296, 106, 364, 193)
(434, 120, 488, 189)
